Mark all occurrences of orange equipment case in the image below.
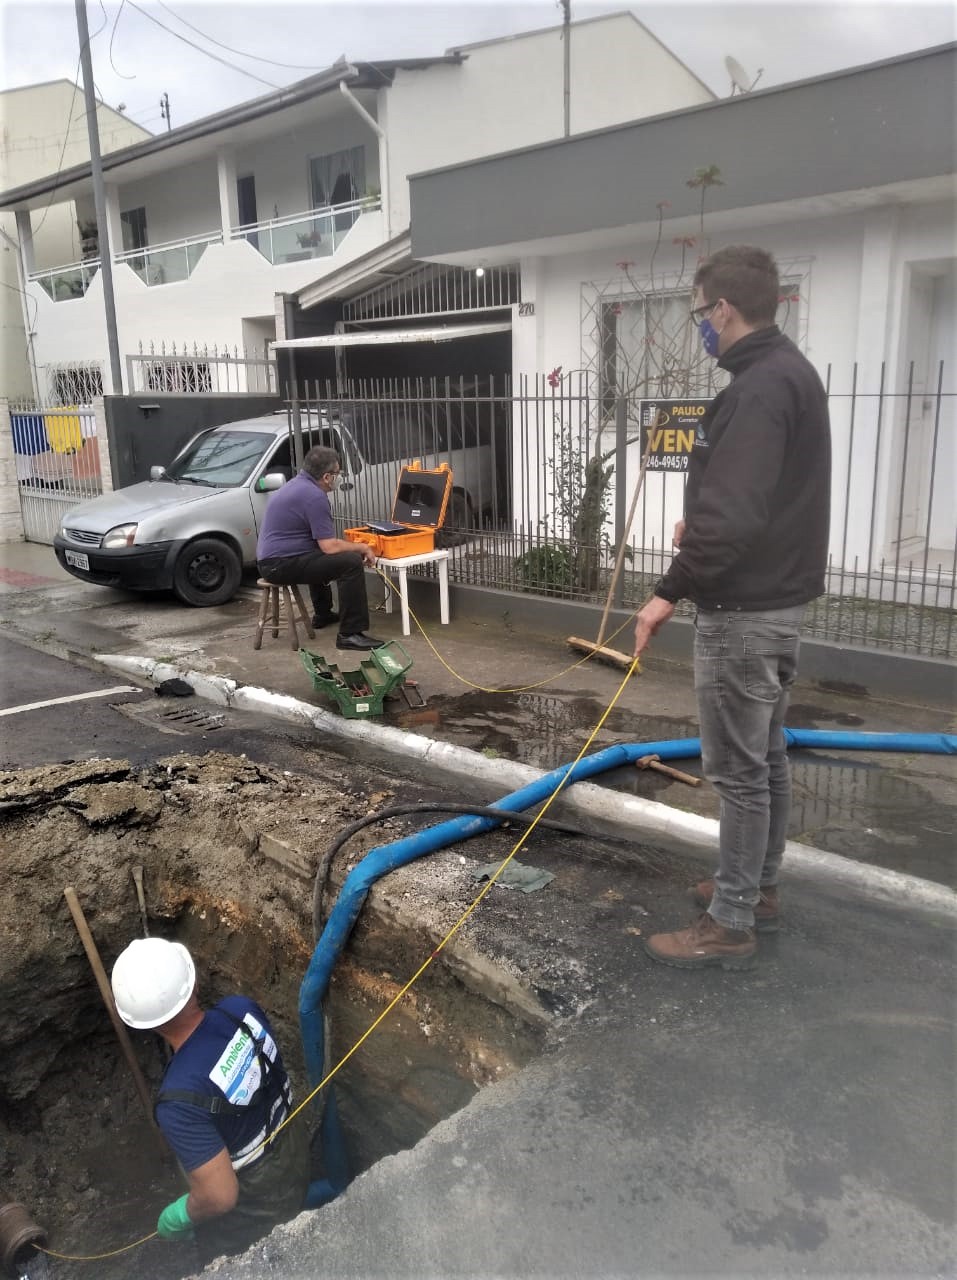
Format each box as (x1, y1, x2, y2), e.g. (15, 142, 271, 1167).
(344, 461, 453, 559)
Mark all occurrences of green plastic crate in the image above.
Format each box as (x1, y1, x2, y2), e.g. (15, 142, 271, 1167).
(300, 640, 413, 718)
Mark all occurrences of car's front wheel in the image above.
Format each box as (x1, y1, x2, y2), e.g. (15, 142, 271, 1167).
(172, 538, 242, 607)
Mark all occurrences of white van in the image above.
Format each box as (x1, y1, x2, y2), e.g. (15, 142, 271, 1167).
(53, 409, 496, 605)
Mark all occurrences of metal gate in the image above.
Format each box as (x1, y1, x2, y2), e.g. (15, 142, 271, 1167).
(10, 405, 103, 544)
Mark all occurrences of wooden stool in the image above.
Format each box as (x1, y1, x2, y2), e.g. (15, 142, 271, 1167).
(254, 579, 315, 651)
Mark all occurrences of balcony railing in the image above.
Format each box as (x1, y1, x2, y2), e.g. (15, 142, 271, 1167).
(114, 229, 224, 286)
(231, 197, 378, 265)
(29, 260, 100, 301)
(28, 196, 380, 300)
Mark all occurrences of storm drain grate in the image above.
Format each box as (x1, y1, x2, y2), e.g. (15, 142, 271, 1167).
(111, 701, 228, 735)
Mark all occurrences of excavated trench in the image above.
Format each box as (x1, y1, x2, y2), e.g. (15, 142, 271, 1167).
(0, 754, 546, 1280)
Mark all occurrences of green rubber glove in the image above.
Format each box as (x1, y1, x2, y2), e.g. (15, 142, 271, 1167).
(157, 1193, 194, 1240)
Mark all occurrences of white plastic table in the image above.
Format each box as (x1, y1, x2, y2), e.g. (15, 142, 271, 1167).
(377, 549, 450, 637)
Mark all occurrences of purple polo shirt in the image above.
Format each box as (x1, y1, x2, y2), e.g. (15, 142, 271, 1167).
(256, 470, 336, 559)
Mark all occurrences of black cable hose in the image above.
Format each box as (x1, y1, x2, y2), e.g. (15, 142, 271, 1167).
(312, 802, 601, 939)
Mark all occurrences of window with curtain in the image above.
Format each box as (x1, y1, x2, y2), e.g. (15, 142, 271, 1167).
(309, 146, 366, 209)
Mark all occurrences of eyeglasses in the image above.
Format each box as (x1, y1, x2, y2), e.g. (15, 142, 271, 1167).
(690, 300, 720, 323)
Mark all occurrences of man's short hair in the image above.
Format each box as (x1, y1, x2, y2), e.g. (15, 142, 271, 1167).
(694, 246, 780, 326)
(302, 446, 340, 480)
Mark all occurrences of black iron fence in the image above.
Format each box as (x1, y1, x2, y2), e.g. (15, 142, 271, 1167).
(295, 364, 955, 659)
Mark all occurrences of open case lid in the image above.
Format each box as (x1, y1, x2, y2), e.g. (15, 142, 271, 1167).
(391, 461, 453, 529)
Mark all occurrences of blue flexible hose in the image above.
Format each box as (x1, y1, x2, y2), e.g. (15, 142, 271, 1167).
(299, 728, 956, 1199)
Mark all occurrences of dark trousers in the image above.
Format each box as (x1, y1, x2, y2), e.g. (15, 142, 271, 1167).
(194, 1117, 311, 1265)
(258, 550, 370, 635)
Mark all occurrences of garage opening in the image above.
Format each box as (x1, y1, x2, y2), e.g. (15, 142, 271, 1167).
(0, 754, 545, 1280)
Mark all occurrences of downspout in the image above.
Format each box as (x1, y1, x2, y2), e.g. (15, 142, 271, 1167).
(338, 80, 391, 240)
(0, 225, 41, 403)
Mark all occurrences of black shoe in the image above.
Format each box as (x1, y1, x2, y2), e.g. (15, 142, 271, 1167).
(311, 610, 340, 629)
(336, 632, 384, 651)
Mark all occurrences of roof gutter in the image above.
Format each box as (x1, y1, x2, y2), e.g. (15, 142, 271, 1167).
(339, 78, 391, 240)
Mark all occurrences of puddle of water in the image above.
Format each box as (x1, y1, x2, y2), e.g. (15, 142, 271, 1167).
(401, 689, 695, 770)
(788, 752, 955, 887)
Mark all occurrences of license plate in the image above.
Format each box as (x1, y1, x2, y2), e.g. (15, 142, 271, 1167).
(65, 550, 90, 571)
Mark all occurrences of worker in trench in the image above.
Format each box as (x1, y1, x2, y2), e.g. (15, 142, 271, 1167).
(110, 936, 311, 1261)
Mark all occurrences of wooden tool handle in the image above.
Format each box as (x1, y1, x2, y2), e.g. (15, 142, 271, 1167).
(647, 759, 702, 787)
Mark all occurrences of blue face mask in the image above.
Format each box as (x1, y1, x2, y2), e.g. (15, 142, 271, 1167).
(699, 317, 721, 358)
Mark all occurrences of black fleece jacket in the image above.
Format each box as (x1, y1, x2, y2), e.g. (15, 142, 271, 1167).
(656, 325, 831, 611)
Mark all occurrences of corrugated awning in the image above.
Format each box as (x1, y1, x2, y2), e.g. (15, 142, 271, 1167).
(271, 322, 511, 350)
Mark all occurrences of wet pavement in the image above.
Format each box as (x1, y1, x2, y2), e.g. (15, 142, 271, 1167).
(1, 540, 953, 888)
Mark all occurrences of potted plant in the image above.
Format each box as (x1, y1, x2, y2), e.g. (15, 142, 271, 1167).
(297, 229, 321, 249)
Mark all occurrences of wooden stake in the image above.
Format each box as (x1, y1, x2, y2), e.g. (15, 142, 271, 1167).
(567, 421, 656, 668)
(63, 886, 167, 1155)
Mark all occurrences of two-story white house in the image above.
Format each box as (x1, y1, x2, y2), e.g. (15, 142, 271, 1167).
(0, 11, 714, 400)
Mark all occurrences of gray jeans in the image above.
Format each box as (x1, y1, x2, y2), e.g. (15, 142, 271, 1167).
(693, 605, 805, 929)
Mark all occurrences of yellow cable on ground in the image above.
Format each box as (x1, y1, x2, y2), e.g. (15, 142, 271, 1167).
(373, 565, 640, 693)
(35, 655, 639, 1264)
(35, 1229, 158, 1261)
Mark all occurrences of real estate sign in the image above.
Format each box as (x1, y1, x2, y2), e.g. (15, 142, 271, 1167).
(639, 399, 711, 472)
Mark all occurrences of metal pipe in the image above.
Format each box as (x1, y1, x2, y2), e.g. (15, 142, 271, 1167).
(0, 1197, 46, 1277)
(62, 886, 167, 1156)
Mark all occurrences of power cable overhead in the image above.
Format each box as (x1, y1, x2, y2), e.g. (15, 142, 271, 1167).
(124, 0, 281, 90)
(108, 0, 137, 80)
(152, 0, 327, 72)
(32, 1, 110, 238)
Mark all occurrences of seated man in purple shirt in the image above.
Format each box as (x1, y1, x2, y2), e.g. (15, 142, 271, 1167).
(257, 445, 383, 651)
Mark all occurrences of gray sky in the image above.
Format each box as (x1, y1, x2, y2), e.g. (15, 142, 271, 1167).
(1, 0, 954, 133)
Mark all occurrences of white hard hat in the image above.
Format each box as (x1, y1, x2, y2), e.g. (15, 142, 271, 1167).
(111, 938, 196, 1029)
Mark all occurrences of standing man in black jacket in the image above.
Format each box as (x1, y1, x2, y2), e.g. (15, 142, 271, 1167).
(634, 245, 831, 970)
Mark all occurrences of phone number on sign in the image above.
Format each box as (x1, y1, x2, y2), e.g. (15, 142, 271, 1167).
(646, 455, 689, 471)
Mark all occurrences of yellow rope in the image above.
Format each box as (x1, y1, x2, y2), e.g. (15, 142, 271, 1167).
(373, 564, 640, 692)
(35, 1230, 158, 1261)
(39, 624, 640, 1263)
(271, 654, 640, 1142)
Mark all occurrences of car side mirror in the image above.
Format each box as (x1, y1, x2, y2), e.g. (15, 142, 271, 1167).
(150, 465, 167, 481)
(255, 472, 287, 492)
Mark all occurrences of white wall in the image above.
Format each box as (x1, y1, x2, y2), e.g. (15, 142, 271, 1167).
(113, 158, 221, 246)
(511, 197, 955, 573)
(233, 116, 378, 223)
(384, 13, 712, 232)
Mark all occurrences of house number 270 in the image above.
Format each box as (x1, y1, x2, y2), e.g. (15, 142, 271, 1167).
(518, 302, 535, 316)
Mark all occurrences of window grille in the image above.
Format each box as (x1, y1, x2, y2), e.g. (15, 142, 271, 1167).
(50, 364, 103, 405)
(144, 361, 213, 393)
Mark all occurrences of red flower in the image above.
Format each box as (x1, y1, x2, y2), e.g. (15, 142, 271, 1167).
(547, 366, 562, 388)
(615, 260, 635, 272)
(673, 236, 696, 248)
(656, 200, 672, 210)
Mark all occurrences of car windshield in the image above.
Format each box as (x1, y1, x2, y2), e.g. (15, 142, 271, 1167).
(166, 431, 273, 487)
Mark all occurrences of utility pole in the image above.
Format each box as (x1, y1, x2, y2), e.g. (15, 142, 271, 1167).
(560, 0, 571, 138)
(74, 0, 123, 393)
(160, 92, 171, 131)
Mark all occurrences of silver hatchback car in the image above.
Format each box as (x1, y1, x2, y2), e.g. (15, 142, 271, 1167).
(53, 410, 496, 605)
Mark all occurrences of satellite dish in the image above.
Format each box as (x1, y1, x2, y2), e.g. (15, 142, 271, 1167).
(724, 54, 763, 95)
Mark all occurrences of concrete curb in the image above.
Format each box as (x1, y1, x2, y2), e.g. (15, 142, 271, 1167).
(95, 653, 957, 920)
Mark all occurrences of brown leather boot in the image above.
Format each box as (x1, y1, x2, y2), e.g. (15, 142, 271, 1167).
(692, 880, 779, 933)
(645, 912, 756, 970)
